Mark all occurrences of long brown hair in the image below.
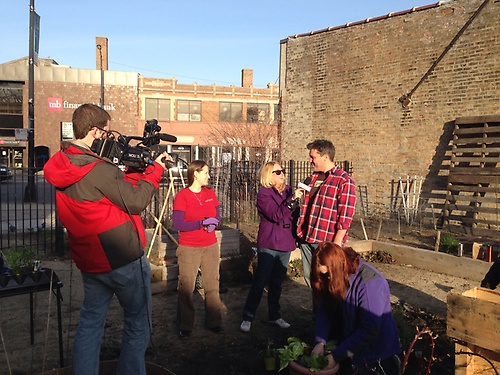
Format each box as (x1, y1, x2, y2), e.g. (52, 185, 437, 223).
(187, 160, 208, 187)
(311, 243, 360, 305)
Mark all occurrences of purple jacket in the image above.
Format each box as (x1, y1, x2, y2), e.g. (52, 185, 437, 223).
(256, 185, 297, 252)
(315, 259, 401, 367)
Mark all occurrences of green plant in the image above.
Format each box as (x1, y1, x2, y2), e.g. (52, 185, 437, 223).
(264, 338, 275, 357)
(263, 338, 277, 371)
(288, 258, 303, 278)
(3, 246, 35, 274)
(439, 233, 459, 254)
(277, 337, 336, 372)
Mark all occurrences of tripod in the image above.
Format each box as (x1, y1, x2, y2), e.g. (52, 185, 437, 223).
(146, 167, 184, 259)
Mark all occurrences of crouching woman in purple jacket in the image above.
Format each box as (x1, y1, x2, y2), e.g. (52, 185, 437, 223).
(239, 161, 303, 332)
(311, 243, 401, 375)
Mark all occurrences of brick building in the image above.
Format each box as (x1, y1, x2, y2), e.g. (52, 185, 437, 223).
(279, 0, 500, 222)
(0, 37, 279, 167)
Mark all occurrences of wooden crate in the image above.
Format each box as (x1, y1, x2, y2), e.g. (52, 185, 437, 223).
(447, 287, 500, 374)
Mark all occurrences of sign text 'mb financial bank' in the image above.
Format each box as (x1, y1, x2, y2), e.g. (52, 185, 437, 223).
(47, 98, 116, 112)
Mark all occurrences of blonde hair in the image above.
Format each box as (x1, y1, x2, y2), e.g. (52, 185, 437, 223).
(260, 161, 285, 192)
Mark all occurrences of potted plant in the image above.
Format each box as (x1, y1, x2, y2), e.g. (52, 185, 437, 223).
(3, 246, 35, 284)
(263, 338, 277, 371)
(277, 337, 338, 374)
(0, 252, 10, 287)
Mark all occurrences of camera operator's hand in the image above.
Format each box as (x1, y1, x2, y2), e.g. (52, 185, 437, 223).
(155, 152, 173, 170)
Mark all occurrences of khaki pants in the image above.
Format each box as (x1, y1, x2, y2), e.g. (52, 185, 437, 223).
(176, 243, 222, 331)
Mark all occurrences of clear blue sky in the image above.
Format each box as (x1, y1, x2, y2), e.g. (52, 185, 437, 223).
(1, 0, 433, 87)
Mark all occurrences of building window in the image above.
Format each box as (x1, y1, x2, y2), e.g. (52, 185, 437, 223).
(219, 102, 242, 123)
(178, 100, 201, 122)
(247, 103, 269, 123)
(0, 81, 23, 138)
(145, 98, 170, 121)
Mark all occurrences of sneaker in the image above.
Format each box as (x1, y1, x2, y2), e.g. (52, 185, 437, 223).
(270, 318, 290, 329)
(240, 320, 252, 332)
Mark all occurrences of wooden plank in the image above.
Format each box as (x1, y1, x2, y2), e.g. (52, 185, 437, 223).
(445, 214, 500, 226)
(367, 240, 491, 281)
(455, 115, 500, 124)
(454, 126, 500, 135)
(446, 193, 500, 204)
(447, 183, 500, 194)
(450, 167, 500, 175)
(447, 288, 500, 352)
(451, 155, 500, 163)
(453, 136, 500, 145)
(452, 146, 500, 154)
(444, 204, 500, 215)
(454, 342, 500, 375)
(448, 174, 500, 184)
(447, 223, 500, 239)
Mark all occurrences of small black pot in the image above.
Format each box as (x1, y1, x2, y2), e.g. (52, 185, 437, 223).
(0, 272, 10, 287)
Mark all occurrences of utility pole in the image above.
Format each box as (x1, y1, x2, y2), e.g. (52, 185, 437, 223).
(24, 0, 37, 202)
(97, 44, 104, 107)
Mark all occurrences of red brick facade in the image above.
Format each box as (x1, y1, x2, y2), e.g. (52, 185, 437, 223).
(279, 0, 500, 214)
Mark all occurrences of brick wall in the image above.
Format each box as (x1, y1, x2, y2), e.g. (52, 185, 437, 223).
(34, 81, 138, 158)
(279, 0, 500, 215)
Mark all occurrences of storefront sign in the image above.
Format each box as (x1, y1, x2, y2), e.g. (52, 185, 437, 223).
(15, 128, 28, 141)
(47, 98, 116, 112)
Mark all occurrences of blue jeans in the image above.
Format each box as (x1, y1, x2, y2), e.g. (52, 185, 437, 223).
(242, 248, 291, 322)
(298, 241, 319, 288)
(72, 255, 152, 375)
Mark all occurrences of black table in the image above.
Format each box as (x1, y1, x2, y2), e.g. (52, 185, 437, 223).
(0, 268, 64, 367)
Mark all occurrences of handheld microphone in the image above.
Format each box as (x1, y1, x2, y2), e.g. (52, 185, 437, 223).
(297, 177, 312, 192)
(297, 182, 311, 192)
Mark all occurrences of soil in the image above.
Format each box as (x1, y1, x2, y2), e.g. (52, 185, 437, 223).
(0, 217, 484, 375)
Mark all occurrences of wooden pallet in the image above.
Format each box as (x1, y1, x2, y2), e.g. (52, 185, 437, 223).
(443, 115, 500, 238)
(447, 287, 500, 374)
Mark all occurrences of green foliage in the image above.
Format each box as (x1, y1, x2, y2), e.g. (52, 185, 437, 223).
(265, 338, 275, 357)
(3, 246, 35, 274)
(439, 233, 459, 254)
(360, 250, 394, 264)
(288, 259, 303, 278)
(277, 337, 335, 372)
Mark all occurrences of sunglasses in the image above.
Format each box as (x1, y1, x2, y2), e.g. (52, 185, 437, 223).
(272, 169, 285, 175)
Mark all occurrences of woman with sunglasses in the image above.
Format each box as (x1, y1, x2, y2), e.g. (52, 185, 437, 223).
(310, 243, 401, 374)
(240, 162, 303, 332)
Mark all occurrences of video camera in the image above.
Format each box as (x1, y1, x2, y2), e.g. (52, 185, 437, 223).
(90, 119, 177, 172)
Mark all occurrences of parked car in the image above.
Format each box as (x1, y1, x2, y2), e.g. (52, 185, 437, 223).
(0, 165, 13, 181)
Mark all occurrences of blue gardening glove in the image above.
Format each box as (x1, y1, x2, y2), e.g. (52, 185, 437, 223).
(202, 217, 219, 227)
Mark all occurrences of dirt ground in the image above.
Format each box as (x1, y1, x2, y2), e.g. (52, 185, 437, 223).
(0, 217, 485, 375)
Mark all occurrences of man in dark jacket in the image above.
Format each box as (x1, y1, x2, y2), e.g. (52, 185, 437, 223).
(44, 104, 171, 375)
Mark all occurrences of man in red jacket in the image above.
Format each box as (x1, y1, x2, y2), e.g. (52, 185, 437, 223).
(44, 104, 171, 375)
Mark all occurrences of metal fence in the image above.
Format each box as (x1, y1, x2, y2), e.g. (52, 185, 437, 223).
(0, 160, 351, 258)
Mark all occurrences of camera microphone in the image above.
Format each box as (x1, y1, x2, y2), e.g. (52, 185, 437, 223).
(157, 133, 178, 143)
